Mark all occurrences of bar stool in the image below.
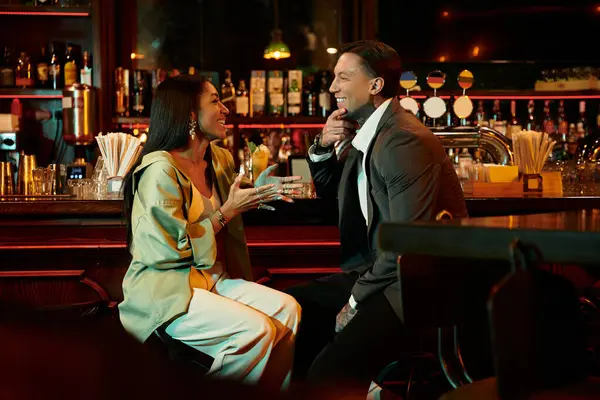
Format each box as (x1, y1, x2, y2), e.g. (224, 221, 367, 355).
(144, 325, 214, 377)
(374, 211, 508, 398)
(439, 240, 600, 399)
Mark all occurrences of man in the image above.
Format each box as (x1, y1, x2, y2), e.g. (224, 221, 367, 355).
(286, 40, 468, 388)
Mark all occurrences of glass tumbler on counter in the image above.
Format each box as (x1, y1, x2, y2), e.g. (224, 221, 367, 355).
(91, 157, 108, 200)
(32, 167, 55, 195)
(67, 178, 93, 199)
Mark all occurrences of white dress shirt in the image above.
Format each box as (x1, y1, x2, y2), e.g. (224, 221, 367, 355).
(308, 98, 392, 308)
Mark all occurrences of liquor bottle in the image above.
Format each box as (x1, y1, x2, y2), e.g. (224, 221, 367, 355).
(557, 100, 568, 141)
(221, 70, 236, 114)
(131, 70, 146, 117)
(0, 46, 14, 88)
(80, 50, 92, 86)
(235, 79, 249, 117)
(474, 100, 487, 127)
(445, 95, 458, 127)
(63, 45, 78, 86)
(35, 45, 50, 88)
(576, 100, 587, 139)
(15, 52, 34, 89)
(491, 100, 506, 135)
(318, 72, 332, 118)
(303, 75, 317, 117)
(49, 42, 62, 89)
(268, 70, 284, 116)
(250, 70, 266, 117)
(542, 100, 556, 135)
(507, 100, 522, 139)
(566, 123, 578, 158)
(287, 78, 302, 116)
(526, 100, 537, 131)
(114, 67, 129, 117)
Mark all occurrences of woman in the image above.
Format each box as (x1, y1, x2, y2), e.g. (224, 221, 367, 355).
(119, 75, 302, 390)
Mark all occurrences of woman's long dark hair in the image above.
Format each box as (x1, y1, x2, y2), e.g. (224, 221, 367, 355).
(122, 74, 208, 247)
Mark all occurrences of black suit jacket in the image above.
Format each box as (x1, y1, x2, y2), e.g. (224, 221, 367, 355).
(308, 98, 468, 320)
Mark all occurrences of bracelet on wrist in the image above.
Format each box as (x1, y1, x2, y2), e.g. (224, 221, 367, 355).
(216, 209, 227, 228)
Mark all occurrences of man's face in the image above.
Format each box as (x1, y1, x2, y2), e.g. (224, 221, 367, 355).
(329, 53, 376, 120)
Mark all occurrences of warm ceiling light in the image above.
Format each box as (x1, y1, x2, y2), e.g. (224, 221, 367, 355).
(596, 5, 600, 12)
(264, 29, 290, 60)
(326, 47, 338, 55)
(439, 55, 447, 62)
(130, 53, 145, 60)
(472, 46, 480, 57)
(442, 11, 450, 17)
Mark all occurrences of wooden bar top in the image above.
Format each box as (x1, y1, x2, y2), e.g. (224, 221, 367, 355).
(0, 194, 599, 222)
(379, 209, 600, 265)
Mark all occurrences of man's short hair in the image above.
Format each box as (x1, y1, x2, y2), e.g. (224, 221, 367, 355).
(341, 40, 401, 98)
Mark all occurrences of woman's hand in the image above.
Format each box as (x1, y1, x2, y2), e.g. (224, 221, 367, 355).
(221, 173, 282, 220)
(255, 164, 304, 201)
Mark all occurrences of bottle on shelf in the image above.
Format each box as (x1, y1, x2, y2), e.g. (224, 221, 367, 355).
(15, 52, 34, 89)
(318, 72, 332, 118)
(114, 67, 129, 117)
(444, 95, 458, 127)
(542, 100, 556, 136)
(491, 100, 506, 135)
(474, 100, 487, 127)
(35, 44, 50, 89)
(566, 123, 578, 158)
(221, 70, 236, 114)
(526, 100, 537, 131)
(80, 50, 92, 86)
(287, 70, 302, 117)
(250, 70, 266, 118)
(507, 100, 522, 139)
(235, 79, 249, 117)
(557, 100, 569, 142)
(49, 42, 62, 90)
(268, 70, 284, 117)
(0, 46, 14, 88)
(576, 100, 587, 139)
(131, 70, 146, 117)
(63, 44, 78, 87)
(303, 75, 317, 117)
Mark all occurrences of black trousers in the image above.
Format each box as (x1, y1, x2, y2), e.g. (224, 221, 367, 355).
(286, 273, 405, 387)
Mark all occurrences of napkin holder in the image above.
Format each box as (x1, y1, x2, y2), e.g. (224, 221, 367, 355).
(522, 173, 543, 193)
(107, 176, 123, 200)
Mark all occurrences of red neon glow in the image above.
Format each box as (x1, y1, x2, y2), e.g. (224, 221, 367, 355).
(247, 241, 340, 247)
(238, 124, 325, 129)
(405, 95, 600, 100)
(0, 95, 62, 99)
(0, 11, 89, 16)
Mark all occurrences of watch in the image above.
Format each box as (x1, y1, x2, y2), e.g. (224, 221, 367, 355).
(313, 133, 334, 155)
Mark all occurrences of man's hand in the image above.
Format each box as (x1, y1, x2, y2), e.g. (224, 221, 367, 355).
(320, 108, 356, 147)
(335, 302, 358, 333)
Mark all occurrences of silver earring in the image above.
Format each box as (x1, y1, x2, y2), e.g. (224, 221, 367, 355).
(189, 117, 198, 140)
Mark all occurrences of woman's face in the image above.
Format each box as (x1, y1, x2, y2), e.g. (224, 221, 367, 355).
(197, 81, 229, 140)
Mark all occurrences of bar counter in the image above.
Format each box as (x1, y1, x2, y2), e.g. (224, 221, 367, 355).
(1, 194, 599, 309)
